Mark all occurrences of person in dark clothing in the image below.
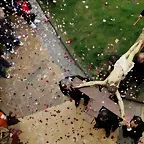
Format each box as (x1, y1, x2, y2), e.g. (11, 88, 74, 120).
(122, 116, 144, 144)
(0, 56, 14, 78)
(13, 0, 40, 29)
(0, 17, 23, 53)
(7, 112, 20, 126)
(94, 108, 122, 138)
(132, 54, 144, 85)
(59, 75, 90, 107)
(0, 110, 20, 126)
(0, 0, 14, 16)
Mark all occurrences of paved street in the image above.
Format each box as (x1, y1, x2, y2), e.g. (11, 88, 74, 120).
(11, 101, 118, 144)
(0, 17, 67, 117)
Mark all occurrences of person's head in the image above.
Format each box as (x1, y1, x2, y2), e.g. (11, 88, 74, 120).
(98, 108, 109, 121)
(60, 78, 72, 89)
(130, 116, 143, 127)
(137, 53, 144, 63)
(106, 84, 118, 94)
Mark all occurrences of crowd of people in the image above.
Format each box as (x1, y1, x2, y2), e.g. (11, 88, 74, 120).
(0, 0, 41, 143)
(0, 0, 41, 79)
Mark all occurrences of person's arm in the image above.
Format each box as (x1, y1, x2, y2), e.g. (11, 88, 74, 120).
(75, 80, 106, 88)
(115, 90, 125, 119)
(67, 75, 90, 82)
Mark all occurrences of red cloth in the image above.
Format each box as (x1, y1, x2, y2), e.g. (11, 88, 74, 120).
(12, 134, 19, 144)
(0, 119, 8, 128)
(11, 129, 22, 144)
(17, 1, 30, 12)
(22, 1, 29, 12)
(0, 112, 8, 128)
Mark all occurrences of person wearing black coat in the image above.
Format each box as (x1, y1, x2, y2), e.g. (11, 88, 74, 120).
(0, 110, 20, 126)
(94, 108, 122, 138)
(0, 0, 14, 16)
(0, 17, 23, 53)
(122, 116, 144, 144)
(59, 75, 90, 107)
(0, 55, 14, 78)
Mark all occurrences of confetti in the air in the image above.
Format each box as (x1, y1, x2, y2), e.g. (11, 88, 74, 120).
(115, 39, 119, 43)
(85, 5, 89, 8)
(103, 19, 106, 22)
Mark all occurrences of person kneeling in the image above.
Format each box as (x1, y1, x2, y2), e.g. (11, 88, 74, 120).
(59, 75, 90, 107)
(122, 116, 144, 144)
(94, 108, 122, 138)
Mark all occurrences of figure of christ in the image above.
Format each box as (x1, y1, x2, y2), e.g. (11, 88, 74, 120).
(75, 40, 144, 119)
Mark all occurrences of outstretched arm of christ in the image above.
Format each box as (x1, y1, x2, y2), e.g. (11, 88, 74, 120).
(115, 90, 125, 119)
(75, 80, 107, 88)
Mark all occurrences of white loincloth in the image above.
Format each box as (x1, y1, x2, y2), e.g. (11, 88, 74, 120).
(114, 55, 134, 77)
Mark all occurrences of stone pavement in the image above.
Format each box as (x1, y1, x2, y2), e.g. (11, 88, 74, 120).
(10, 101, 144, 144)
(10, 101, 118, 144)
